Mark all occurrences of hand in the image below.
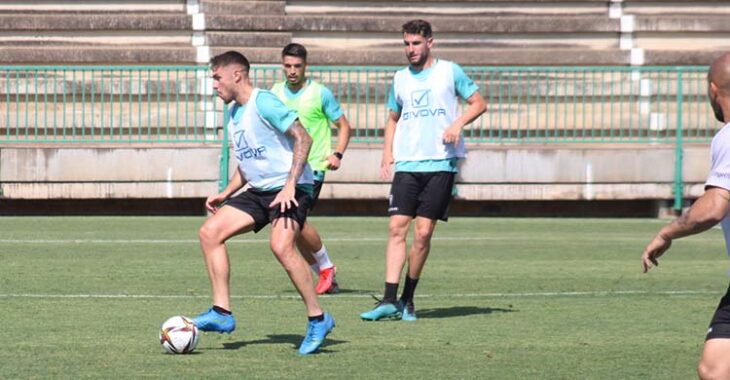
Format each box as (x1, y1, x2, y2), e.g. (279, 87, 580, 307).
(442, 125, 462, 145)
(380, 153, 393, 180)
(205, 193, 228, 214)
(641, 234, 672, 273)
(269, 185, 298, 213)
(326, 154, 341, 170)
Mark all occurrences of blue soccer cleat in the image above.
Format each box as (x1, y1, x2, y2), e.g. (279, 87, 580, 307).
(298, 313, 335, 355)
(359, 299, 402, 321)
(192, 307, 236, 333)
(400, 299, 417, 322)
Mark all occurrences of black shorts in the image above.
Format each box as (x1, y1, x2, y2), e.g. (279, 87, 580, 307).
(706, 282, 730, 340)
(387, 171, 455, 222)
(310, 179, 324, 211)
(224, 187, 311, 233)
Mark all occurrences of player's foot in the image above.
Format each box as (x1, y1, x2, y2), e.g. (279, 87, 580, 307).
(359, 298, 402, 321)
(400, 299, 417, 321)
(192, 307, 236, 333)
(316, 266, 339, 295)
(326, 277, 340, 294)
(298, 313, 335, 355)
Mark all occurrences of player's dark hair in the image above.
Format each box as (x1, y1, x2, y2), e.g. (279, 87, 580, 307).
(210, 51, 250, 71)
(282, 43, 308, 61)
(402, 19, 432, 38)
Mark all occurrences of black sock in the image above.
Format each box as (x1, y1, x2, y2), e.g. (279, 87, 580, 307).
(213, 305, 232, 315)
(401, 276, 419, 303)
(308, 314, 324, 322)
(384, 282, 399, 303)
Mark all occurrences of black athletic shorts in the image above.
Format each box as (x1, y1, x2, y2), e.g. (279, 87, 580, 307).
(387, 171, 455, 221)
(706, 281, 730, 340)
(310, 175, 324, 211)
(225, 187, 311, 233)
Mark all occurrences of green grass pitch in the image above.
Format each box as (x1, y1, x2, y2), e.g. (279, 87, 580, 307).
(1, 216, 727, 379)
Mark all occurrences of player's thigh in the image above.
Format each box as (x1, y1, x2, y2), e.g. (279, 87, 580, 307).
(416, 172, 455, 221)
(270, 217, 301, 255)
(200, 205, 256, 242)
(270, 188, 310, 253)
(388, 172, 421, 218)
(700, 338, 730, 379)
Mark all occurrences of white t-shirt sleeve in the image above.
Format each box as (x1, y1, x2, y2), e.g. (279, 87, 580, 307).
(706, 128, 730, 191)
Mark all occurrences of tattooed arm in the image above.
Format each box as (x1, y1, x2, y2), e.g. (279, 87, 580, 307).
(642, 187, 730, 272)
(269, 119, 312, 212)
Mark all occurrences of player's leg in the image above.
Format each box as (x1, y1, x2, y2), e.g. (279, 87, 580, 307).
(360, 214, 411, 321)
(397, 217, 437, 321)
(193, 204, 257, 333)
(399, 171, 455, 321)
(296, 227, 319, 269)
(699, 287, 730, 379)
(296, 178, 338, 294)
(361, 172, 420, 321)
(270, 217, 323, 317)
(298, 221, 338, 294)
(270, 189, 334, 355)
(698, 338, 730, 380)
(406, 216, 438, 279)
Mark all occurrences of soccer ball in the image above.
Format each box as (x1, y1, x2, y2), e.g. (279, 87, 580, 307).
(159, 316, 199, 354)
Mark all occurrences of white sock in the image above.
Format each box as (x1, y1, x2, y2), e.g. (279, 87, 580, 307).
(310, 263, 320, 275)
(314, 245, 334, 270)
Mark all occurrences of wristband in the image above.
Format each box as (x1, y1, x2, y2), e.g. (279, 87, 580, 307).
(333, 152, 343, 160)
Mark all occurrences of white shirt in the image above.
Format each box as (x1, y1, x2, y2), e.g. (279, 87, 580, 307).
(705, 123, 730, 256)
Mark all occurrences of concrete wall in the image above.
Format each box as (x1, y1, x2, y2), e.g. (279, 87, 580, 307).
(0, 144, 711, 202)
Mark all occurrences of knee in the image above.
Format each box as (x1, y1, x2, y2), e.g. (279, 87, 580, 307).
(413, 225, 434, 244)
(270, 240, 295, 263)
(198, 222, 221, 246)
(698, 359, 729, 380)
(388, 224, 408, 241)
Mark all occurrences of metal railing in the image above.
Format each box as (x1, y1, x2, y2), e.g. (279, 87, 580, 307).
(0, 65, 720, 211)
(0, 65, 718, 144)
(0, 65, 220, 143)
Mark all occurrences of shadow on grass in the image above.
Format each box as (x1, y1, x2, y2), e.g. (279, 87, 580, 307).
(220, 334, 347, 353)
(281, 288, 375, 295)
(417, 306, 515, 319)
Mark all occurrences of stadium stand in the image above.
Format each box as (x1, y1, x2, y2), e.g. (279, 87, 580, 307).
(0, 0, 194, 64)
(1, 0, 729, 214)
(0, 1, 726, 66)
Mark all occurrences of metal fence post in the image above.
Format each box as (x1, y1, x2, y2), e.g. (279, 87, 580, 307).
(673, 69, 684, 212)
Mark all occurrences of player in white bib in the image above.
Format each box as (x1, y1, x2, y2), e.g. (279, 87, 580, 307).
(360, 20, 487, 321)
(642, 53, 730, 379)
(191, 51, 334, 355)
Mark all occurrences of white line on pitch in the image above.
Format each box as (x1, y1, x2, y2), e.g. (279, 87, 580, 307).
(0, 235, 720, 244)
(0, 290, 718, 300)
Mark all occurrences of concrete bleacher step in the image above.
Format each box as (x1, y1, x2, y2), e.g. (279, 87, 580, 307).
(212, 46, 629, 66)
(206, 13, 620, 65)
(286, 0, 609, 16)
(0, 46, 196, 64)
(624, 1, 730, 15)
(0, 9, 194, 64)
(0, 0, 184, 12)
(643, 50, 725, 66)
(200, 0, 285, 15)
(205, 31, 291, 48)
(206, 14, 618, 33)
(0, 12, 190, 31)
(634, 15, 730, 32)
